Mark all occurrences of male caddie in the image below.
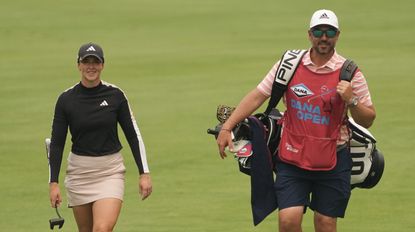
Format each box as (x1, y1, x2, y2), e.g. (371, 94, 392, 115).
(216, 9, 376, 232)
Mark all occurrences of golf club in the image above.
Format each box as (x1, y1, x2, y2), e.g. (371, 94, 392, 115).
(49, 205, 65, 230)
(46, 138, 65, 230)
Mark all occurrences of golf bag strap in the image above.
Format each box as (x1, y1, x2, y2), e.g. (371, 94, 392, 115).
(264, 49, 307, 115)
(264, 53, 358, 115)
(340, 59, 358, 82)
(338, 59, 358, 140)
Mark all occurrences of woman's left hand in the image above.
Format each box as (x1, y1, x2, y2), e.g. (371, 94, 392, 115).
(139, 173, 152, 200)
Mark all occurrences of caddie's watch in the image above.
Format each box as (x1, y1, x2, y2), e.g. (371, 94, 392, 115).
(348, 96, 359, 107)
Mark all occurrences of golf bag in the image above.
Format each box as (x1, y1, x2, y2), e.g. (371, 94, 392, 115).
(207, 49, 384, 189)
(265, 49, 384, 189)
(208, 105, 282, 175)
(348, 119, 384, 188)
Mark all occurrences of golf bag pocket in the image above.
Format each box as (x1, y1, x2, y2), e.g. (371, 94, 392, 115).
(278, 127, 337, 170)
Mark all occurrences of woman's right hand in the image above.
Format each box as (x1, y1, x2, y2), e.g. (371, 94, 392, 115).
(49, 182, 62, 207)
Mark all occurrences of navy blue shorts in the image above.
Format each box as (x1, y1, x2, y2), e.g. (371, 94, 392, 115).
(274, 147, 353, 218)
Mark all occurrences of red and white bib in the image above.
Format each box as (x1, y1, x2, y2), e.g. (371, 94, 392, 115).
(278, 63, 346, 170)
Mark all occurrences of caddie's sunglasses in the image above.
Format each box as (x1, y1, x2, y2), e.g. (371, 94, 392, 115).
(311, 28, 338, 38)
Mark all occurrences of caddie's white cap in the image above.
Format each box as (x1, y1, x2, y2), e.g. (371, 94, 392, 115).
(309, 9, 339, 29)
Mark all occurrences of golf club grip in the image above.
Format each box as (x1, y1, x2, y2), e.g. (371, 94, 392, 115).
(207, 128, 219, 135)
(45, 138, 51, 159)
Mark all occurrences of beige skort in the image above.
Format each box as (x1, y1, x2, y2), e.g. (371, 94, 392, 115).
(64, 152, 126, 207)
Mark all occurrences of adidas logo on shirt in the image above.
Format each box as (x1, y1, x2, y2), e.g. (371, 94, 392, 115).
(86, 46, 96, 52)
(100, 100, 109, 107)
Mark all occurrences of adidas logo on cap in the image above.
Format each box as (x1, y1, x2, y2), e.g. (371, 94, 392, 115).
(77, 42, 105, 63)
(86, 46, 96, 52)
(319, 13, 329, 19)
(310, 9, 339, 29)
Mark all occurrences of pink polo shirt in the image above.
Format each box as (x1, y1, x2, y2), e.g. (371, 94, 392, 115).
(257, 49, 373, 144)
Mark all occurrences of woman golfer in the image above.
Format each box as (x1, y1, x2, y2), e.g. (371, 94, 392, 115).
(48, 42, 152, 232)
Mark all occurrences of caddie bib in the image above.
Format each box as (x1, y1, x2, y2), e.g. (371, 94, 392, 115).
(278, 63, 346, 170)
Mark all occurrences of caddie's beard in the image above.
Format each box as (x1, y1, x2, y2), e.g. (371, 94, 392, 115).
(314, 41, 335, 55)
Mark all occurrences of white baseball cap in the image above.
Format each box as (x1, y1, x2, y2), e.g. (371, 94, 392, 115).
(309, 9, 339, 29)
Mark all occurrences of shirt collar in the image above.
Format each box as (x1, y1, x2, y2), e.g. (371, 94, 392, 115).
(303, 49, 339, 71)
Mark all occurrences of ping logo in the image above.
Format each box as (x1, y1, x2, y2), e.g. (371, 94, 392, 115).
(86, 46, 96, 52)
(290, 83, 314, 98)
(275, 50, 304, 85)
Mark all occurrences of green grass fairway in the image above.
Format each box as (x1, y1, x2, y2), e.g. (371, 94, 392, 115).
(1, 0, 414, 231)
